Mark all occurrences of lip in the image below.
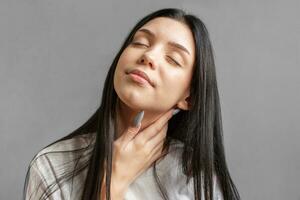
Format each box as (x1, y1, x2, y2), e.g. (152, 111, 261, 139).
(127, 69, 153, 86)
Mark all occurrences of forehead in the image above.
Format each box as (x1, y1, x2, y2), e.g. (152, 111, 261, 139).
(136, 17, 195, 56)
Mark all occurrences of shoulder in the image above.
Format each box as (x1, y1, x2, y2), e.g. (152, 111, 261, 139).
(160, 138, 224, 199)
(28, 132, 96, 183)
(33, 132, 96, 159)
(25, 132, 96, 199)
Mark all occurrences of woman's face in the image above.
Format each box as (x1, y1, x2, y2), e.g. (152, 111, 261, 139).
(114, 17, 195, 113)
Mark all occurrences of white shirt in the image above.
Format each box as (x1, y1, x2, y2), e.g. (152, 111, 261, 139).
(24, 133, 224, 200)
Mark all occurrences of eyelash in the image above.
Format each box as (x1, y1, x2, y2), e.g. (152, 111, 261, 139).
(131, 42, 182, 67)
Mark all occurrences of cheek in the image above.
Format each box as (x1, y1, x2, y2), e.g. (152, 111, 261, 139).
(117, 48, 137, 66)
(116, 53, 128, 70)
(155, 74, 189, 105)
(165, 70, 190, 92)
(114, 50, 132, 83)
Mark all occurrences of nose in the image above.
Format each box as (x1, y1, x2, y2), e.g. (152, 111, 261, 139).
(138, 53, 157, 69)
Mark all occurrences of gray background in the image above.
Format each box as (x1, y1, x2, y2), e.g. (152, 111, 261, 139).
(0, 0, 299, 199)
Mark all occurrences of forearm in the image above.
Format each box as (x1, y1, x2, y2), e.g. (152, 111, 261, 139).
(100, 184, 126, 200)
(100, 173, 129, 200)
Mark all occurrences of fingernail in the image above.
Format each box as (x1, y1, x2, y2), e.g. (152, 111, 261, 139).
(133, 110, 144, 127)
(172, 109, 180, 116)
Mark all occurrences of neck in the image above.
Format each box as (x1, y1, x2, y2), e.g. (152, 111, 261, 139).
(115, 99, 169, 140)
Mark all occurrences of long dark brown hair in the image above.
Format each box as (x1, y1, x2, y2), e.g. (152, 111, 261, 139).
(23, 8, 241, 200)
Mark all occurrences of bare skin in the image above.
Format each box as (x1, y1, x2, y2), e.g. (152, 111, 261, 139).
(101, 16, 196, 199)
(101, 109, 174, 199)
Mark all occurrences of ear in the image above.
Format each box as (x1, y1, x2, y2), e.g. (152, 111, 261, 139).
(175, 93, 191, 111)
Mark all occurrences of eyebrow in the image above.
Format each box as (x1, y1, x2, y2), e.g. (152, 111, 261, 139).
(137, 28, 191, 55)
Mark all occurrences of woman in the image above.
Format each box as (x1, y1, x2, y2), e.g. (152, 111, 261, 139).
(23, 8, 241, 200)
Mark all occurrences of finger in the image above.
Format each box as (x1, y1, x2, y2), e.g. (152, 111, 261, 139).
(119, 110, 144, 145)
(147, 139, 169, 166)
(143, 140, 164, 170)
(148, 136, 164, 157)
(145, 123, 168, 151)
(135, 109, 174, 142)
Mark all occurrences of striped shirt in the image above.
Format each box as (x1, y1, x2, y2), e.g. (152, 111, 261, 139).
(24, 133, 224, 200)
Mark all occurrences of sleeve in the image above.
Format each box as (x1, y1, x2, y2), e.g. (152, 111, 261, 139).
(213, 174, 224, 200)
(24, 160, 48, 200)
(177, 174, 224, 200)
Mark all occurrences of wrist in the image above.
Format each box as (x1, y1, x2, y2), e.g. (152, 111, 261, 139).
(101, 173, 129, 200)
(111, 174, 129, 196)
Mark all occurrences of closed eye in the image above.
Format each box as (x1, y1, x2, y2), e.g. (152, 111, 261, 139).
(131, 42, 148, 47)
(131, 41, 181, 67)
(167, 56, 181, 67)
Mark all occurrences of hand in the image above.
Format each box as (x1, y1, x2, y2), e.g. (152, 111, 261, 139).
(111, 109, 176, 194)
